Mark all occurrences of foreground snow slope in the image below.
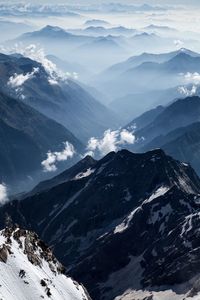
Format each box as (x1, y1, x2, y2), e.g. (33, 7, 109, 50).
(0, 226, 90, 300)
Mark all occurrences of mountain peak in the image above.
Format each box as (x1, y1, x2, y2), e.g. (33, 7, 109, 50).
(41, 25, 65, 33)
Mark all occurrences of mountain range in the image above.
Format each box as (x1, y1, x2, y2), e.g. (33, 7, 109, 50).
(10, 25, 129, 71)
(95, 50, 200, 100)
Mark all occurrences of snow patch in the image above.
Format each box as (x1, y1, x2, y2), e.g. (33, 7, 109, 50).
(74, 168, 95, 180)
(143, 186, 170, 204)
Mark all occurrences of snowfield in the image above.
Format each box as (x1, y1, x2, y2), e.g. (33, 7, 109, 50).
(0, 227, 90, 300)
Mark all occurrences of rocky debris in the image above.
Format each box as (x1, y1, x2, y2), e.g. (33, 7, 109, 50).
(1, 225, 65, 274)
(0, 244, 8, 263)
(19, 270, 26, 278)
(187, 278, 200, 298)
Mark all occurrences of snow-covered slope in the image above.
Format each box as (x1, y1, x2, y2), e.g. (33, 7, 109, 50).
(0, 226, 90, 300)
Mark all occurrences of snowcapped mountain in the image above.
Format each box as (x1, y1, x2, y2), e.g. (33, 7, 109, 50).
(1, 149, 200, 299)
(0, 226, 90, 300)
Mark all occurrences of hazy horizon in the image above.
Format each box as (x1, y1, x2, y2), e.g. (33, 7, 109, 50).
(0, 0, 200, 6)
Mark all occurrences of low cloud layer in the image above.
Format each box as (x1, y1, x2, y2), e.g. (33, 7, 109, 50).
(0, 184, 8, 205)
(183, 72, 200, 85)
(85, 129, 136, 157)
(42, 142, 75, 172)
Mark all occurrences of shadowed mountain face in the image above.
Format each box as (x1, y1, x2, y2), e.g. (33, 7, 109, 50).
(0, 53, 120, 142)
(124, 95, 200, 177)
(142, 122, 200, 176)
(0, 92, 83, 191)
(1, 149, 200, 299)
(133, 96, 200, 148)
(126, 105, 165, 131)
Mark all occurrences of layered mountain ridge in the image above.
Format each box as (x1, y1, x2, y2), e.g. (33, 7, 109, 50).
(0, 52, 120, 142)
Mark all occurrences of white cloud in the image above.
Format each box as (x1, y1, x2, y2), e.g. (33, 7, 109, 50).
(184, 72, 200, 84)
(0, 184, 8, 205)
(178, 72, 200, 97)
(178, 85, 197, 96)
(85, 129, 135, 157)
(174, 39, 184, 48)
(8, 67, 39, 88)
(120, 129, 136, 144)
(42, 141, 75, 172)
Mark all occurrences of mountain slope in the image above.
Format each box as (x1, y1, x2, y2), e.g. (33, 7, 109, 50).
(0, 92, 83, 190)
(126, 105, 165, 130)
(142, 122, 200, 176)
(134, 96, 200, 148)
(30, 155, 97, 195)
(109, 86, 181, 120)
(0, 226, 90, 300)
(1, 149, 200, 299)
(0, 52, 120, 141)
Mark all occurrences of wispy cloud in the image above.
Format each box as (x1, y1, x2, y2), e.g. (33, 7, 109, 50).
(0, 184, 8, 205)
(8, 67, 39, 88)
(85, 129, 136, 157)
(174, 39, 184, 48)
(42, 141, 75, 172)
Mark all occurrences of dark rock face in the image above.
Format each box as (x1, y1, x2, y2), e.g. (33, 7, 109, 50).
(0, 244, 9, 263)
(1, 149, 200, 299)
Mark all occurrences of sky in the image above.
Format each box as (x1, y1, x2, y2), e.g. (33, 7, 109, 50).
(1, 0, 200, 6)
